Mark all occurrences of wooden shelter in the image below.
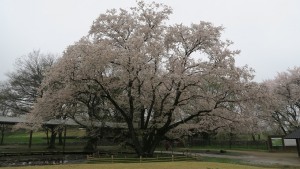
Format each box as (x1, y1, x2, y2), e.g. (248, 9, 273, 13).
(0, 115, 77, 149)
(0, 115, 128, 150)
(285, 128, 300, 157)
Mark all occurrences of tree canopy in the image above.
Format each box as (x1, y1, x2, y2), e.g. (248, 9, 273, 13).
(31, 2, 258, 156)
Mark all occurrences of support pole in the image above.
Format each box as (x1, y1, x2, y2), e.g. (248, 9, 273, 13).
(63, 126, 67, 153)
(28, 130, 33, 148)
(296, 139, 300, 157)
(267, 136, 272, 152)
(0, 124, 5, 145)
(46, 128, 49, 145)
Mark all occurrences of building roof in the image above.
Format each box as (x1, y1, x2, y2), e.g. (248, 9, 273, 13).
(285, 128, 300, 139)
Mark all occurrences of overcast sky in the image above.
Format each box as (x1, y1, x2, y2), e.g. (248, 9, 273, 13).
(0, 0, 299, 82)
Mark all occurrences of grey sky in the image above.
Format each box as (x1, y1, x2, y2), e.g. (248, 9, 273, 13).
(0, 0, 299, 82)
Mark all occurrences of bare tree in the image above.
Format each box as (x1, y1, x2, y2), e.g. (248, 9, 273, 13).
(0, 50, 56, 115)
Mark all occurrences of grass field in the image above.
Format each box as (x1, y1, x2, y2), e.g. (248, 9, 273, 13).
(2, 128, 87, 144)
(0, 162, 276, 169)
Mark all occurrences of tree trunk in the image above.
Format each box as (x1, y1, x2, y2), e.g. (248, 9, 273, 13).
(48, 126, 57, 149)
(229, 132, 233, 149)
(129, 130, 163, 157)
(251, 134, 256, 141)
(143, 136, 162, 157)
(84, 136, 98, 152)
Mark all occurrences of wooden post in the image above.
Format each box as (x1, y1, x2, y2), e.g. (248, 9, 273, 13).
(46, 128, 49, 145)
(28, 130, 33, 148)
(267, 136, 272, 152)
(63, 126, 67, 153)
(281, 136, 285, 150)
(0, 124, 4, 145)
(140, 156, 142, 163)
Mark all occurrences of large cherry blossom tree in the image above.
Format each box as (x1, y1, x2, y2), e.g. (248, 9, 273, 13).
(32, 2, 257, 156)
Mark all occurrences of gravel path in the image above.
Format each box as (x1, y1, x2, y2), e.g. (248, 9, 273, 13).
(230, 150, 300, 167)
(157, 150, 300, 167)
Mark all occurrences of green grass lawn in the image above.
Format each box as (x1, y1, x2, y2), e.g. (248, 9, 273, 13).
(0, 128, 89, 153)
(3, 131, 46, 144)
(0, 162, 277, 169)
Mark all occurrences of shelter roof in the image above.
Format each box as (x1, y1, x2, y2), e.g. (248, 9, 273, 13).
(0, 116, 26, 124)
(0, 115, 129, 128)
(285, 128, 300, 139)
